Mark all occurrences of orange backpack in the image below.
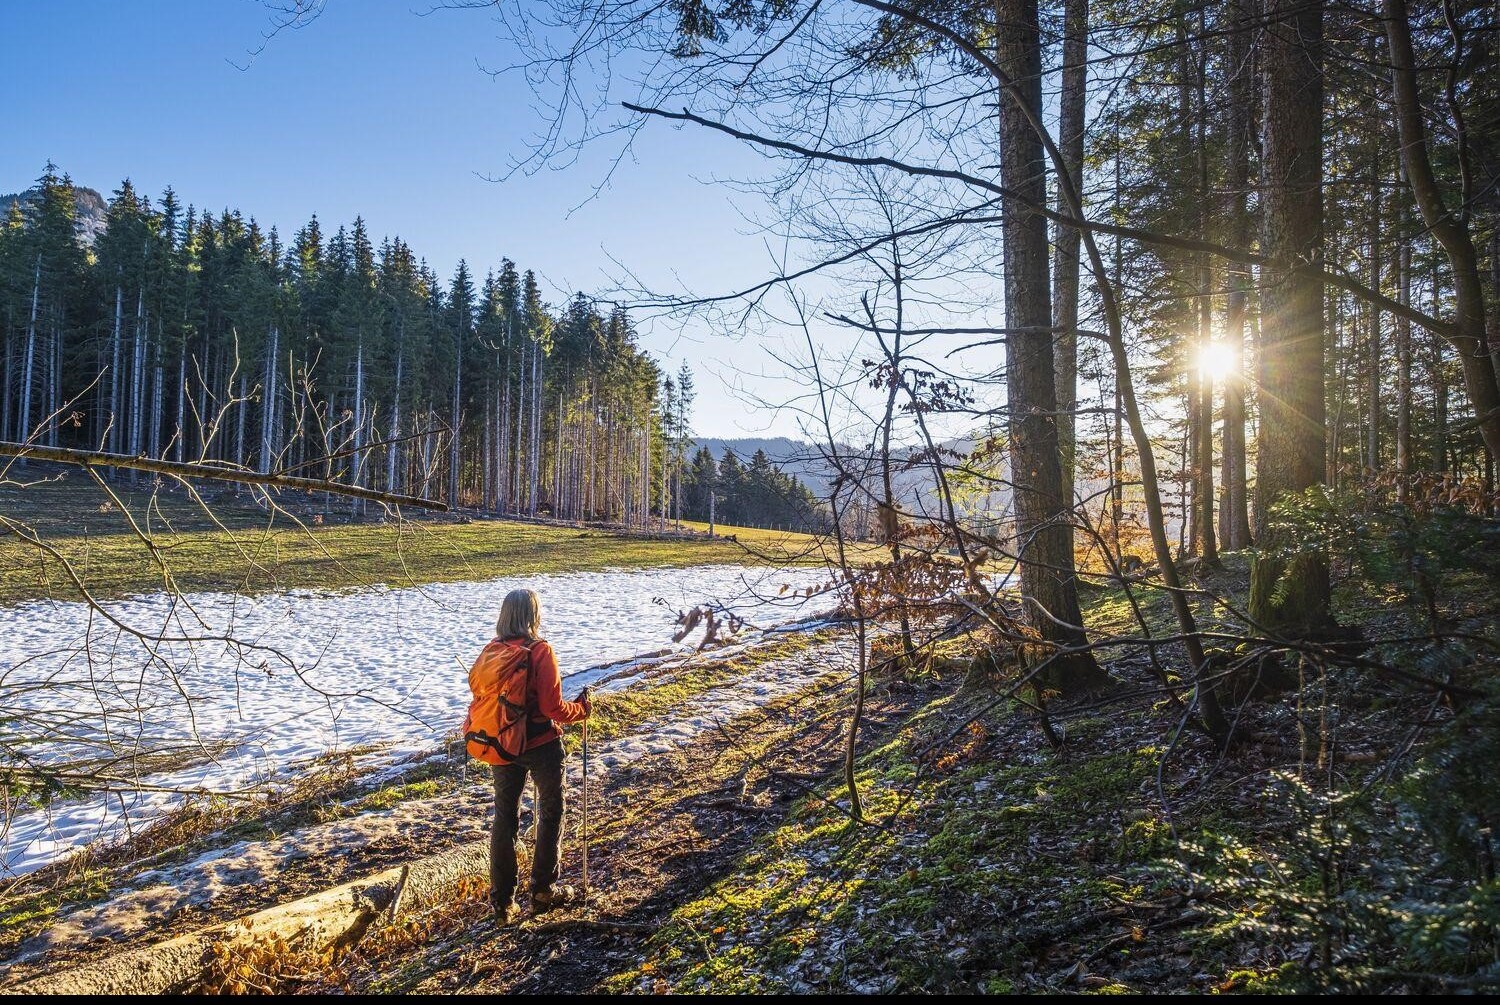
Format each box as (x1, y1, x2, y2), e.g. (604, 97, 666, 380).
(462, 639, 534, 764)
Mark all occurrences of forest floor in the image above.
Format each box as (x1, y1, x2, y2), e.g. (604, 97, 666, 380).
(0, 466, 827, 603)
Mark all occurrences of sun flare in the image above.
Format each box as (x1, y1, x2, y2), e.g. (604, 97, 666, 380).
(1197, 342, 1238, 380)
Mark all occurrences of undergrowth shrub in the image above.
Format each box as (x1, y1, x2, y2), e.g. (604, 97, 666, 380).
(1263, 480, 1500, 628)
(1187, 690, 1500, 992)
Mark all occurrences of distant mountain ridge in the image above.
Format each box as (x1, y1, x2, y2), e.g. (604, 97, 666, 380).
(691, 437, 821, 465)
(691, 436, 831, 492)
(693, 433, 1025, 522)
(2, 183, 108, 245)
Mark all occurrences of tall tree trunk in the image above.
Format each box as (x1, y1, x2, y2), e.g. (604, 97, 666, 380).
(1, 327, 12, 443)
(1383, 0, 1500, 458)
(514, 341, 526, 513)
(175, 346, 187, 463)
(529, 342, 541, 517)
(1111, 140, 1127, 561)
(876, 271, 918, 669)
(47, 319, 60, 448)
(1330, 295, 1348, 485)
(352, 337, 366, 515)
(1432, 303, 1449, 475)
(260, 326, 280, 475)
(1219, 0, 1256, 549)
(1366, 172, 1382, 472)
(1249, 0, 1332, 634)
(196, 332, 209, 458)
(130, 289, 146, 462)
(19, 256, 40, 451)
(109, 285, 123, 454)
(449, 332, 462, 508)
(554, 391, 565, 517)
(995, 0, 1102, 690)
(1052, 0, 1087, 511)
(149, 322, 163, 459)
(1193, 4, 1218, 566)
(485, 372, 496, 510)
(234, 375, 248, 477)
(1395, 239, 1412, 498)
(386, 322, 404, 495)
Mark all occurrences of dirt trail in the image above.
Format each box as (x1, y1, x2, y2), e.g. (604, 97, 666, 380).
(327, 660, 922, 994)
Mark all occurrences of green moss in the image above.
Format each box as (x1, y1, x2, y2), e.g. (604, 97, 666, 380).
(1217, 964, 1300, 994)
(607, 685, 1276, 994)
(0, 870, 110, 955)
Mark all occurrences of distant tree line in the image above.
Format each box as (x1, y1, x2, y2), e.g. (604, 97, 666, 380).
(0, 164, 705, 523)
(680, 446, 825, 532)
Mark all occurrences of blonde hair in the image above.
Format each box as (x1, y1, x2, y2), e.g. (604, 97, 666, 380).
(496, 588, 542, 641)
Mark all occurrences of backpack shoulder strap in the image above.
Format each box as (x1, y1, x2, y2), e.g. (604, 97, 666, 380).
(520, 641, 544, 719)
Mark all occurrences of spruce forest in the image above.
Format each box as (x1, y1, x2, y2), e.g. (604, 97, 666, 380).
(3, 169, 700, 525)
(2, 0, 1499, 997)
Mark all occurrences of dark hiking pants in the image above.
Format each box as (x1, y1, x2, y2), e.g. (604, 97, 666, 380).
(489, 738, 565, 910)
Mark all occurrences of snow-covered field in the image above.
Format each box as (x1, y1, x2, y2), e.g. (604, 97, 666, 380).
(0, 563, 831, 876)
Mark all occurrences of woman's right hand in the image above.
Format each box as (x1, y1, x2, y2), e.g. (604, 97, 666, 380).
(579, 686, 592, 718)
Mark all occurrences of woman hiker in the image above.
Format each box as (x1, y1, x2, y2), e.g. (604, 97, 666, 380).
(465, 588, 592, 924)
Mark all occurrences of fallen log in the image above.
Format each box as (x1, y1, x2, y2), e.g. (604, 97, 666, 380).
(6, 841, 488, 996)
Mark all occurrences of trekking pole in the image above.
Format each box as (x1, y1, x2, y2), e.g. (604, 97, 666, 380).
(580, 686, 591, 907)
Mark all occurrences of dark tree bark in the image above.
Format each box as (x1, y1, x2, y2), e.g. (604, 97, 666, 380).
(1395, 235, 1412, 497)
(995, 0, 1103, 690)
(1248, 0, 1333, 634)
(1192, 3, 1218, 566)
(1366, 160, 1382, 472)
(1218, 0, 1255, 549)
(1052, 0, 1087, 512)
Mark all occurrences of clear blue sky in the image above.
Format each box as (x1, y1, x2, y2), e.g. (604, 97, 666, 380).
(2, 0, 803, 439)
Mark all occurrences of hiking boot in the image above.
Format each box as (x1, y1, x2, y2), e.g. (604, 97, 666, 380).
(492, 900, 522, 926)
(531, 884, 577, 912)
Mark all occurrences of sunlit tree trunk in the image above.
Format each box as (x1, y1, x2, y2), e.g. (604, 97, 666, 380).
(352, 337, 366, 514)
(995, 0, 1103, 690)
(260, 325, 280, 475)
(47, 319, 60, 448)
(449, 329, 462, 508)
(130, 289, 146, 463)
(175, 345, 186, 463)
(149, 322, 163, 459)
(514, 340, 526, 513)
(20, 256, 40, 450)
(109, 284, 123, 453)
(529, 343, 542, 517)
(1, 328, 12, 444)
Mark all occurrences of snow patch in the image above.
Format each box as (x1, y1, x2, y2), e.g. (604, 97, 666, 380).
(0, 563, 830, 875)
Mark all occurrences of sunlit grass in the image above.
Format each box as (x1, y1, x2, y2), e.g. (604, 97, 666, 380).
(0, 475, 828, 604)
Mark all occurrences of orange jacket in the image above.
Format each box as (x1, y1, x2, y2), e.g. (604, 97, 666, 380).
(489, 636, 587, 751)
